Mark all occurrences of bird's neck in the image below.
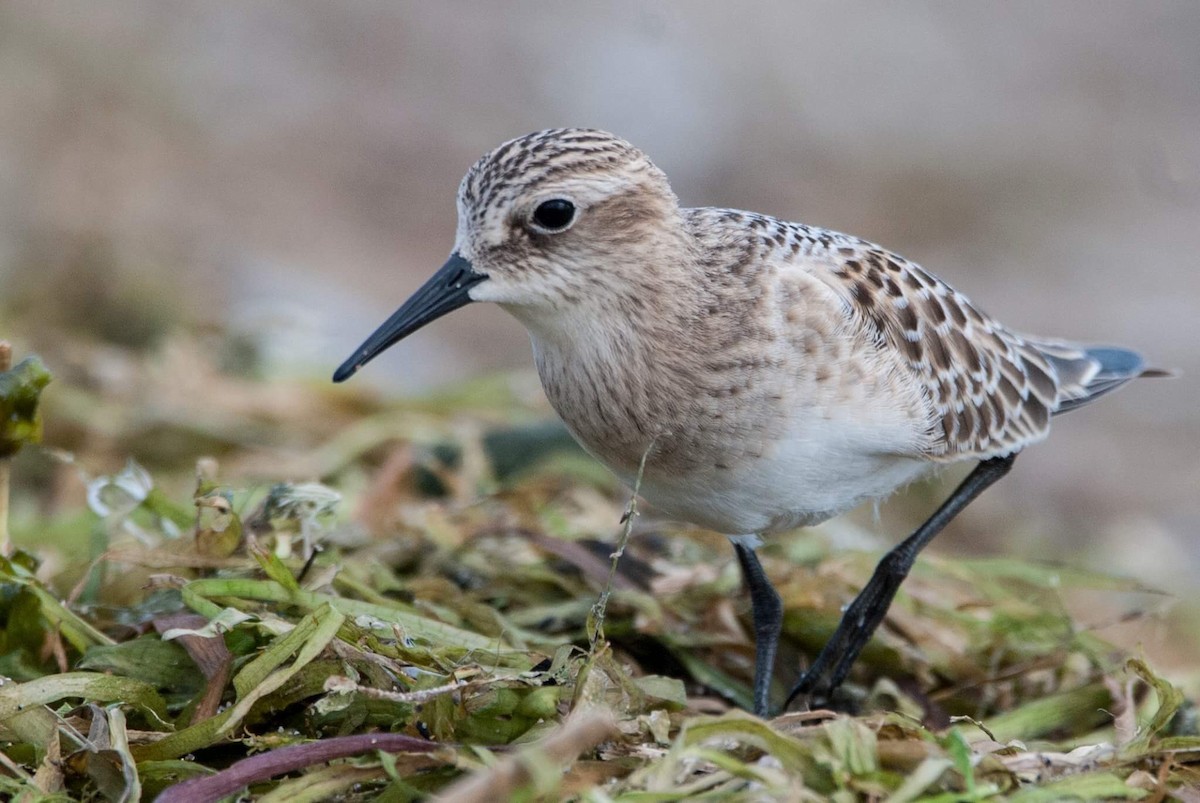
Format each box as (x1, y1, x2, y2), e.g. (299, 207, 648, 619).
(505, 238, 703, 363)
(514, 281, 705, 475)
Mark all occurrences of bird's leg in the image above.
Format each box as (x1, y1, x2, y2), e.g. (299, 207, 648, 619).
(732, 539, 783, 717)
(785, 454, 1016, 710)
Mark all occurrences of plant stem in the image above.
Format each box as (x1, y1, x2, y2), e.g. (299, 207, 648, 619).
(587, 438, 654, 650)
(0, 340, 10, 556)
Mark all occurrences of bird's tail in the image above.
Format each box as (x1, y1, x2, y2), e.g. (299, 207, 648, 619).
(1027, 340, 1173, 414)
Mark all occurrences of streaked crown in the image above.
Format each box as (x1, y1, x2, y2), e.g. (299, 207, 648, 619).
(452, 129, 683, 309)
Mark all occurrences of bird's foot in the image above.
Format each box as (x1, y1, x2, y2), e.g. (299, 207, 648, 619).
(784, 670, 862, 714)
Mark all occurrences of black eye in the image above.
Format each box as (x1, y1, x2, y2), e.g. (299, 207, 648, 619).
(532, 199, 576, 231)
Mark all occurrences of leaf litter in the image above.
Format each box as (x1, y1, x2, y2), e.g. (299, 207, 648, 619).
(0, 335, 1196, 801)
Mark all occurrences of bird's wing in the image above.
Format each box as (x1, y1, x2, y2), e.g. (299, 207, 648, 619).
(809, 239, 1060, 460)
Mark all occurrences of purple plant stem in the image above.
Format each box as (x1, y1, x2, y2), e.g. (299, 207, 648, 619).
(153, 732, 439, 803)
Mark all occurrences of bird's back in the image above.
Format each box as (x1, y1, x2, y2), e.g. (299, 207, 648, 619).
(684, 207, 1156, 464)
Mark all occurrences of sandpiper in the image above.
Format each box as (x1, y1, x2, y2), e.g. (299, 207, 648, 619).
(334, 129, 1163, 717)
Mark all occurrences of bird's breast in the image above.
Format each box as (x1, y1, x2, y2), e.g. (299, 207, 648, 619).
(532, 334, 780, 478)
(529, 322, 933, 534)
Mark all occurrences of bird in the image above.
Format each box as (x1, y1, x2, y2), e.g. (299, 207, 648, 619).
(333, 128, 1165, 717)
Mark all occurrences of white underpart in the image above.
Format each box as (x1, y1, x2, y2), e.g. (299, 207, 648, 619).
(631, 414, 932, 535)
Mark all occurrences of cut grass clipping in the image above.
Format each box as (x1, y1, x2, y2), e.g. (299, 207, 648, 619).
(0, 347, 1196, 801)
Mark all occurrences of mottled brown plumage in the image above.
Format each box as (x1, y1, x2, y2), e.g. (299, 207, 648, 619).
(447, 131, 1146, 485)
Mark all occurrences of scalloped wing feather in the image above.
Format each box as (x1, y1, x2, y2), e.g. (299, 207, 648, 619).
(814, 243, 1068, 460)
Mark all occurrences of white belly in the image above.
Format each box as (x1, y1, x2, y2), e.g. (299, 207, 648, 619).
(637, 453, 929, 534)
(618, 407, 934, 535)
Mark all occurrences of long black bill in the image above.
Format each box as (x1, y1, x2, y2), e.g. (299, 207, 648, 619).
(332, 252, 487, 382)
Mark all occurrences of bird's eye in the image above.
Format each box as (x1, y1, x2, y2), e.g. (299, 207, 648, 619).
(531, 199, 576, 232)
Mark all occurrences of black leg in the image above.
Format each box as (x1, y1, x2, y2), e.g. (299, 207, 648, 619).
(733, 540, 783, 717)
(785, 454, 1016, 710)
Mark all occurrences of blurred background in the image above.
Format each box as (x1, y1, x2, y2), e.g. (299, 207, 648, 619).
(1, 3, 1197, 665)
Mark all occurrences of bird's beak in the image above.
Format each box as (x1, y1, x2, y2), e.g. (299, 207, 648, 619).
(332, 252, 487, 382)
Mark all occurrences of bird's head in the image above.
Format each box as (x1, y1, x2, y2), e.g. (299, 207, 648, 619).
(333, 129, 681, 382)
